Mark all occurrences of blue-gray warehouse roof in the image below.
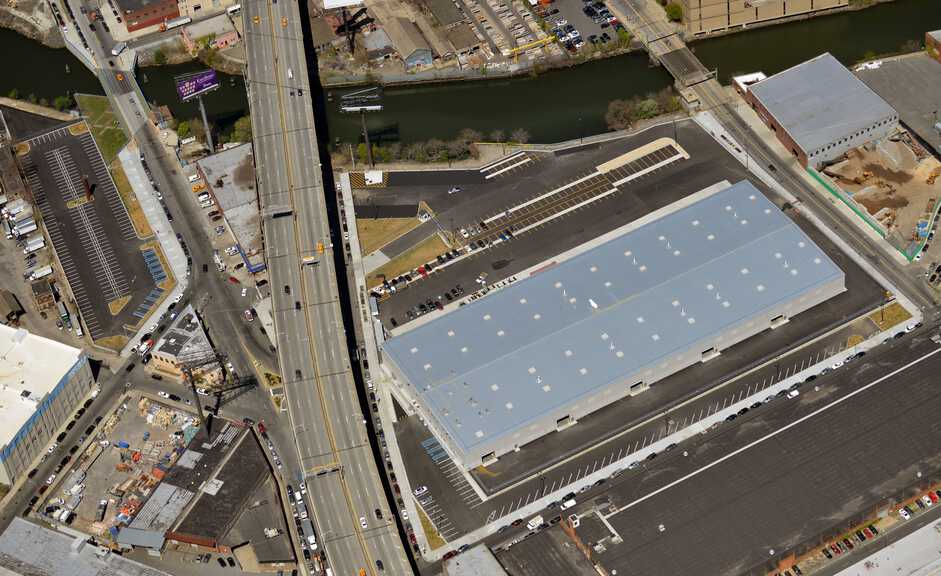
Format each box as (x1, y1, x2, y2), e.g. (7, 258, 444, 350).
(749, 52, 897, 154)
(383, 181, 844, 454)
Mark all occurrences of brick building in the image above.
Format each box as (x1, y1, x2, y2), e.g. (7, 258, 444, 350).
(680, 0, 847, 36)
(116, 0, 180, 32)
(741, 53, 898, 168)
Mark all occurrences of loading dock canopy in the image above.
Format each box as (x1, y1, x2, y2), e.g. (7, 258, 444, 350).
(383, 181, 844, 458)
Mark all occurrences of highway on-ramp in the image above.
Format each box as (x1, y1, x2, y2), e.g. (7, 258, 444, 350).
(242, 1, 410, 574)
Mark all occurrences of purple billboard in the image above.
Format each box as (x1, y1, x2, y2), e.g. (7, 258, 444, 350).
(175, 70, 220, 101)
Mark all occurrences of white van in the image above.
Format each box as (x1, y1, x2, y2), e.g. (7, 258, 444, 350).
(526, 515, 544, 530)
(560, 498, 577, 510)
(187, 174, 201, 183)
(287, 67, 294, 79)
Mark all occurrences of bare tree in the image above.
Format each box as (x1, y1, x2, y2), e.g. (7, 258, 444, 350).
(489, 129, 506, 143)
(510, 128, 531, 144)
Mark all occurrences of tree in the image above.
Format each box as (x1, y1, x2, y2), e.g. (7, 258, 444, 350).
(634, 98, 661, 119)
(188, 117, 207, 142)
(456, 128, 482, 144)
(665, 2, 683, 21)
(53, 95, 73, 111)
(616, 28, 632, 47)
(230, 115, 252, 143)
(605, 99, 636, 131)
(489, 129, 505, 143)
(510, 128, 530, 144)
(6, 88, 18, 100)
(26, 93, 37, 104)
(153, 48, 167, 65)
(654, 88, 681, 114)
(177, 120, 192, 139)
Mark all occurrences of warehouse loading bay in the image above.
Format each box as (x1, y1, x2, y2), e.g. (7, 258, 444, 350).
(353, 120, 902, 545)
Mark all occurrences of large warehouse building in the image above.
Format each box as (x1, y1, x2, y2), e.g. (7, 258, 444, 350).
(0, 325, 95, 484)
(382, 181, 846, 470)
(743, 52, 898, 168)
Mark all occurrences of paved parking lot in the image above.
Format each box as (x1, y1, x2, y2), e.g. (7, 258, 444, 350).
(856, 54, 941, 154)
(17, 123, 162, 342)
(549, 0, 619, 47)
(384, 121, 893, 545)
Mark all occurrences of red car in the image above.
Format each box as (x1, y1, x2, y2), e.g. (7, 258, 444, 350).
(929, 492, 939, 504)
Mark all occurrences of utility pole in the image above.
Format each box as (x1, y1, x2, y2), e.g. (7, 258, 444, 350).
(360, 110, 373, 168)
(197, 94, 215, 153)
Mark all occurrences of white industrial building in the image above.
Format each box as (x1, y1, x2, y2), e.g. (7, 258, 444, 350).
(743, 52, 899, 168)
(382, 181, 846, 470)
(0, 325, 94, 484)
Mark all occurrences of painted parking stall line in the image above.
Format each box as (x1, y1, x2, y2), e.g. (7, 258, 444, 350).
(78, 132, 136, 240)
(47, 147, 129, 302)
(21, 156, 106, 339)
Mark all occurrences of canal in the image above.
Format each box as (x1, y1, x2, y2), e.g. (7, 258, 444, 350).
(0, 0, 938, 144)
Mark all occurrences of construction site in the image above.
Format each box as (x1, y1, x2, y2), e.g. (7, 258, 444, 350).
(33, 392, 294, 570)
(822, 131, 941, 258)
(35, 394, 202, 540)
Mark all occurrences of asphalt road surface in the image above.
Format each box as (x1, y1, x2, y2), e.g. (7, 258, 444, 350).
(242, 0, 409, 574)
(492, 326, 941, 576)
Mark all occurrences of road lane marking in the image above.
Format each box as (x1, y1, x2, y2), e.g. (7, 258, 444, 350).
(606, 346, 941, 519)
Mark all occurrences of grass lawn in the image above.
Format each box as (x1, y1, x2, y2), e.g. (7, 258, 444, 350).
(367, 234, 448, 288)
(110, 159, 153, 239)
(75, 94, 127, 162)
(417, 506, 446, 550)
(868, 301, 912, 331)
(356, 217, 420, 255)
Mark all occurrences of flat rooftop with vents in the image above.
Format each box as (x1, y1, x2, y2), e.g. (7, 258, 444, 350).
(744, 52, 898, 168)
(382, 180, 846, 470)
(0, 324, 93, 483)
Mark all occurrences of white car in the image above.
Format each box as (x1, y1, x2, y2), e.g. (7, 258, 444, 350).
(196, 387, 210, 396)
(48, 443, 57, 454)
(906, 323, 918, 332)
(924, 495, 934, 507)
(46, 474, 56, 485)
(830, 360, 844, 370)
(899, 507, 912, 520)
(460, 228, 469, 239)
(413, 485, 428, 497)
(786, 389, 800, 399)
(241, 287, 248, 297)
(359, 516, 368, 529)
(401, 509, 409, 521)
(157, 391, 170, 399)
(448, 186, 461, 194)
(560, 498, 577, 510)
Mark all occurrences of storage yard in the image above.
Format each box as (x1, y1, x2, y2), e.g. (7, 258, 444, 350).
(35, 395, 202, 537)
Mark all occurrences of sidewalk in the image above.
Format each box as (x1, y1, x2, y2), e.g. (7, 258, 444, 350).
(339, 172, 435, 558)
(117, 146, 187, 356)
